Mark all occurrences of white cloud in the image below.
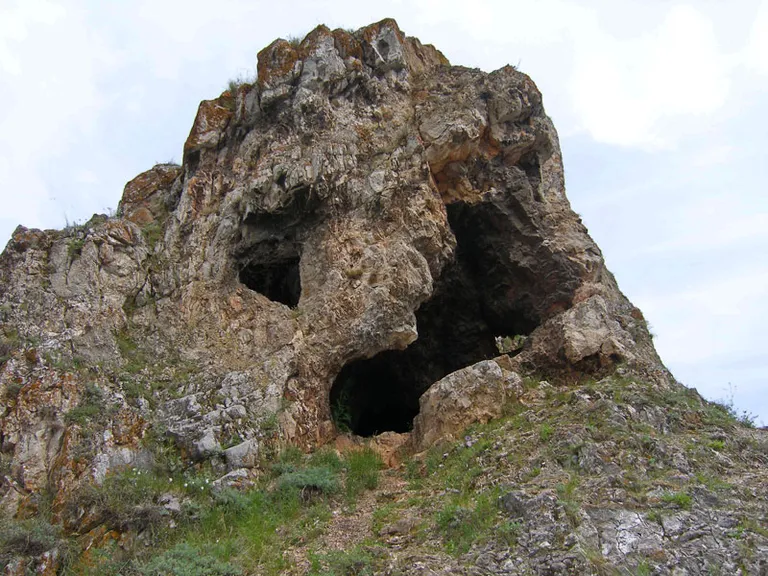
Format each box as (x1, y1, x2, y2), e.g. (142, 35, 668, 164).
(570, 4, 731, 148)
(0, 0, 111, 233)
(746, 0, 768, 75)
(640, 270, 768, 367)
(638, 198, 768, 255)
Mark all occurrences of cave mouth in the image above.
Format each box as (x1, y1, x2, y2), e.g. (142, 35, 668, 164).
(239, 255, 301, 307)
(330, 201, 542, 437)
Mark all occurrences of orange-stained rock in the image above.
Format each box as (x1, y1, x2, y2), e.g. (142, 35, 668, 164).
(183, 98, 233, 158)
(118, 163, 181, 225)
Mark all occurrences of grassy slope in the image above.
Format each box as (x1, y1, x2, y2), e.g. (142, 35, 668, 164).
(3, 374, 767, 575)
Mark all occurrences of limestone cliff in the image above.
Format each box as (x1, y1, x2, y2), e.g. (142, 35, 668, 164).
(0, 19, 765, 576)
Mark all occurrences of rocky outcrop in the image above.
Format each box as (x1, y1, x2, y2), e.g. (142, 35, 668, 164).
(411, 360, 522, 451)
(0, 18, 676, 558)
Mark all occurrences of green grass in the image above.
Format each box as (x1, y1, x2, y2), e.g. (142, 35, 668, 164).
(539, 422, 554, 442)
(344, 447, 383, 502)
(277, 466, 341, 498)
(226, 73, 255, 94)
(115, 330, 148, 373)
(371, 504, 397, 535)
(331, 387, 353, 433)
(707, 439, 725, 451)
(141, 220, 164, 250)
(556, 475, 582, 525)
(435, 490, 500, 555)
(63, 453, 338, 575)
(0, 328, 21, 366)
(660, 491, 693, 510)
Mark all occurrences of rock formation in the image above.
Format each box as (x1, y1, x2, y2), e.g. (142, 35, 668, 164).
(1, 19, 764, 575)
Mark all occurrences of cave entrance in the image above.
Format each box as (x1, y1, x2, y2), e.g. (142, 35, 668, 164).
(330, 201, 542, 437)
(238, 243, 301, 308)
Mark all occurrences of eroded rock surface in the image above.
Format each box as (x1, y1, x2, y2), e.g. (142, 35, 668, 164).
(0, 19, 680, 565)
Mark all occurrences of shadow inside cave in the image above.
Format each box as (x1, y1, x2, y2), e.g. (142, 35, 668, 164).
(330, 201, 543, 437)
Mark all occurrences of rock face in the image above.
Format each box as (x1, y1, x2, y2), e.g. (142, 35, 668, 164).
(0, 18, 670, 538)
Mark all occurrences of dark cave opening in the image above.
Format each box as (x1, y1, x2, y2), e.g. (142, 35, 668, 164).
(239, 255, 301, 307)
(330, 201, 542, 437)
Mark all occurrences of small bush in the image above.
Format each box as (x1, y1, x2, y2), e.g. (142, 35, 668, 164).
(141, 221, 164, 251)
(331, 387, 353, 433)
(286, 35, 303, 48)
(212, 488, 251, 516)
(226, 73, 255, 94)
(65, 382, 108, 426)
(116, 330, 148, 373)
(67, 237, 85, 260)
(277, 466, 340, 499)
(308, 447, 343, 472)
(496, 519, 522, 547)
(345, 267, 364, 280)
(708, 439, 725, 451)
(272, 445, 305, 475)
(0, 330, 21, 366)
(68, 468, 168, 532)
(0, 516, 60, 558)
(139, 542, 242, 576)
(310, 545, 380, 576)
(3, 380, 23, 399)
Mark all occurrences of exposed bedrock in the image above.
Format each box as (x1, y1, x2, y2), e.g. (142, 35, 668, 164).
(0, 19, 670, 519)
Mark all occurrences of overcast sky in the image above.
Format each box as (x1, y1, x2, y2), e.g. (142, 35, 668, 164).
(1, 0, 766, 424)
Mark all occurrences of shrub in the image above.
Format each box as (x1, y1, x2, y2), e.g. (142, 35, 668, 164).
(286, 35, 303, 48)
(310, 545, 380, 576)
(226, 73, 255, 94)
(345, 267, 364, 280)
(271, 445, 304, 475)
(3, 380, 23, 399)
(68, 468, 167, 532)
(115, 330, 148, 373)
(141, 221, 164, 251)
(0, 329, 21, 366)
(65, 382, 108, 426)
(496, 519, 522, 547)
(67, 237, 85, 260)
(308, 447, 343, 472)
(277, 466, 340, 499)
(331, 387, 353, 433)
(212, 488, 250, 516)
(139, 542, 242, 576)
(0, 516, 60, 558)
